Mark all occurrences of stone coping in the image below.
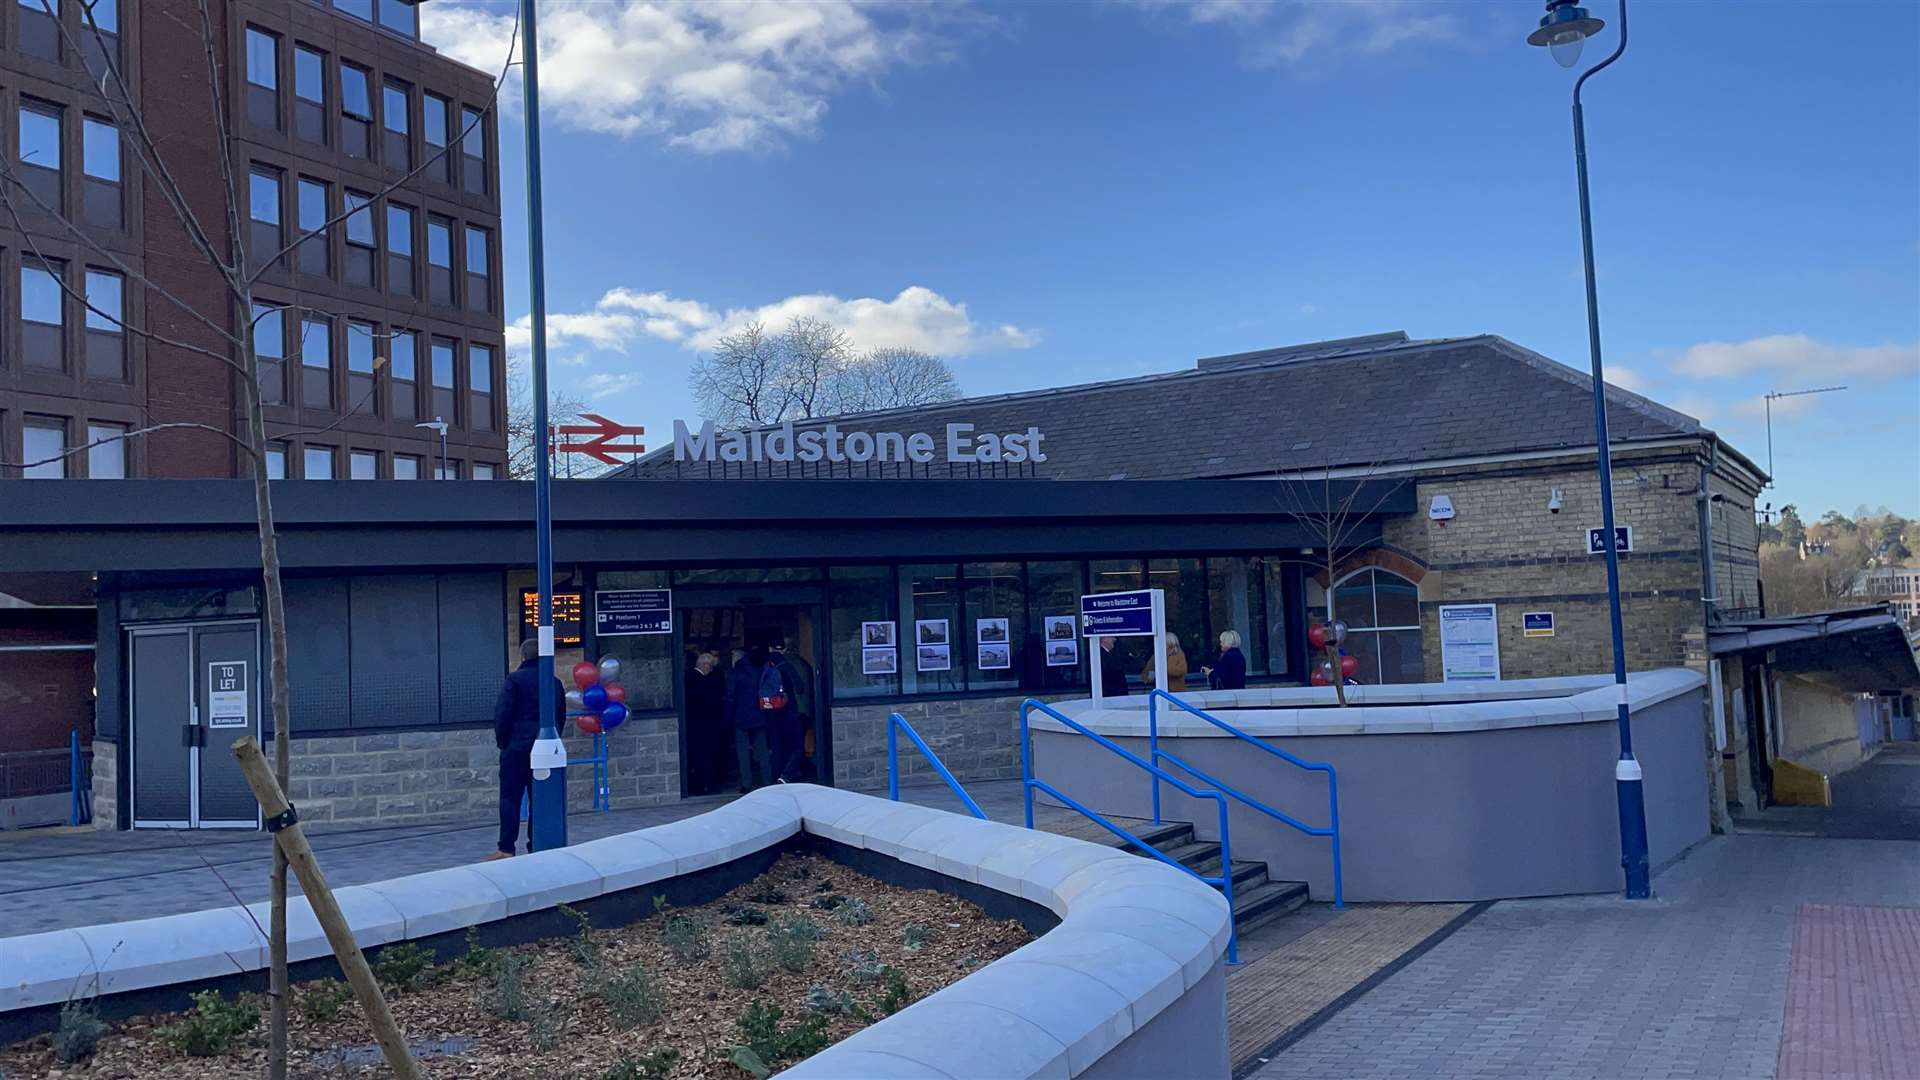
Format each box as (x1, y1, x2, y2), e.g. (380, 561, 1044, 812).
(1038, 668, 1707, 738)
(1, 786, 1232, 1080)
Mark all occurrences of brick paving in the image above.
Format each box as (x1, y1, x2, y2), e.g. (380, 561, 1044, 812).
(1777, 904, 1920, 1080)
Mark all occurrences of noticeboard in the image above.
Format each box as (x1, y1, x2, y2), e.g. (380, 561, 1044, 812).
(1439, 604, 1501, 682)
(595, 589, 672, 636)
(1081, 590, 1158, 637)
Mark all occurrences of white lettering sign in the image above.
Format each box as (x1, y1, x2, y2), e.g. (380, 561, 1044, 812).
(673, 420, 1047, 466)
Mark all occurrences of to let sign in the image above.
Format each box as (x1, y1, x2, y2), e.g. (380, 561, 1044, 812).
(596, 589, 672, 636)
(1587, 526, 1633, 555)
(207, 661, 249, 728)
(1081, 590, 1157, 637)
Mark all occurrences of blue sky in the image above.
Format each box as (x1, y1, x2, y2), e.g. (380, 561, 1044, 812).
(423, 1, 1920, 517)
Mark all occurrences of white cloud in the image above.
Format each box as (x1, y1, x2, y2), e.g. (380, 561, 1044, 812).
(422, 1, 963, 152)
(1133, 0, 1465, 66)
(1731, 393, 1829, 420)
(513, 284, 1037, 359)
(1604, 366, 1647, 393)
(580, 372, 645, 400)
(1672, 335, 1919, 380)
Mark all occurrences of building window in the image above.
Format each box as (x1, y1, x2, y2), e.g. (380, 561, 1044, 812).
(426, 215, 453, 304)
(1207, 556, 1271, 676)
(347, 319, 379, 417)
(86, 422, 127, 478)
(344, 189, 376, 287)
(378, 0, 418, 38)
(17, 0, 59, 62)
(469, 343, 494, 432)
(81, 0, 119, 78)
(350, 449, 377, 480)
(389, 328, 417, 420)
(464, 224, 491, 313)
(385, 202, 414, 297)
(1328, 568, 1424, 685)
(423, 94, 450, 184)
(900, 564, 962, 694)
(252, 301, 285, 405)
(245, 27, 280, 129)
(435, 459, 460, 480)
(300, 313, 333, 410)
(829, 566, 898, 698)
(83, 269, 125, 381)
(460, 106, 487, 195)
(296, 177, 330, 277)
(1149, 557, 1207, 688)
(303, 445, 335, 480)
(337, 0, 373, 23)
(17, 101, 63, 213)
(294, 46, 327, 144)
(81, 116, 122, 229)
(472, 462, 497, 480)
(248, 167, 282, 271)
(340, 64, 373, 159)
(382, 79, 411, 169)
(962, 562, 1024, 691)
(23, 416, 66, 479)
(1026, 560, 1088, 690)
(265, 442, 287, 479)
(20, 261, 65, 372)
(392, 454, 420, 480)
(430, 337, 456, 423)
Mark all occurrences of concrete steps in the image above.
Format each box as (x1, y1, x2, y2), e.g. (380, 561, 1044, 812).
(1117, 822, 1310, 933)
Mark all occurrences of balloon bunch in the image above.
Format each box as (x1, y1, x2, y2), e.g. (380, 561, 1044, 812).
(566, 656, 628, 734)
(1306, 621, 1358, 686)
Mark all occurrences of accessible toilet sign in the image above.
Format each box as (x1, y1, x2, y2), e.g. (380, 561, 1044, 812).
(1081, 590, 1158, 636)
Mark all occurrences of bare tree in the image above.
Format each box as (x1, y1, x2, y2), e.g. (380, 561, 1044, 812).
(505, 369, 587, 478)
(776, 316, 856, 419)
(689, 320, 785, 425)
(689, 319, 962, 424)
(0, 5, 515, 1074)
(836, 346, 962, 413)
(1271, 465, 1410, 705)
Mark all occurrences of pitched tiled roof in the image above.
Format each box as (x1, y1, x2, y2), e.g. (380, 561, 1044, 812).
(617, 333, 1715, 481)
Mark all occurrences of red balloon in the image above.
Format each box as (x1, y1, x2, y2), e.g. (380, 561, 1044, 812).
(1307, 623, 1328, 649)
(575, 713, 603, 734)
(1340, 654, 1360, 677)
(1309, 669, 1331, 686)
(571, 661, 600, 690)
(604, 682, 626, 705)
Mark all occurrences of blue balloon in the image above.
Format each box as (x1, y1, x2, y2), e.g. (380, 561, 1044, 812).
(600, 702, 628, 730)
(582, 684, 609, 711)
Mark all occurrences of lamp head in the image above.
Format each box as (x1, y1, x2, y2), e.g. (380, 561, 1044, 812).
(1527, 0, 1605, 67)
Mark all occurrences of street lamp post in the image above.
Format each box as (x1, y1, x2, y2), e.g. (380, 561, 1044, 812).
(1526, 0, 1649, 899)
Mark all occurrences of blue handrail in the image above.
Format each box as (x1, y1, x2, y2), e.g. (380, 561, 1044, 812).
(1148, 689, 1343, 908)
(1020, 698, 1238, 963)
(886, 712, 986, 820)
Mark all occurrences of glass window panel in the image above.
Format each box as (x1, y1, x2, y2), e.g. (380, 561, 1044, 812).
(386, 204, 412, 254)
(91, 0, 116, 32)
(347, 320, 376, 373)
(1261, 558, 1291, 676)
(21, 264, 62, 325)
(265, 444, 286, 480)
(469, 345, 492, 392)
(1378, 629, 1425, 685)
(1089, 559, 1143, 594)
(382, 81, 409, 133)
(830, 565, 897, 699)
(392, 455, 418, 480)
(1343, 627, 1382, 686)
(349, 450, 377, 480)
(340, 66, 371, 118)
(1374, 570, 1420, 628)
(19, 105, 60, 169)
(336, 0, 371, 22)
(431, 340, 454, 387)
(1146, 557, 1205, 688)
(295, 47, 324, 102)
(389, 328, 415, 379)
(245, 28, 276, 89)
(1206, 556, 1267, 676)
(344, 190, 374, 245)
(1333, 569, 1379, 630)
(303, 446, 334, 479)
(1025, 560, 1087, 690)
(427, 218, 451, 265)
(251, 303, 283, 355)
(962, 561, 1023, 691)
(297, 178, 326, 230)
(87, 423, 127, 478)
(465, 225, 489, 274)
(82, 118, 118, 180)
(301, 316, 331, 368)
(461, 107, 484, 154)
(249, 169, 279, 224)
(23, 420, 66, 479)
(472, 463, 496, 480)
(424, 95, 449, 146)
(83, 270, 121, 330)
(898, 563, 961, 694)
(670, 567, 821, 585)
(378, 0, 417, 36)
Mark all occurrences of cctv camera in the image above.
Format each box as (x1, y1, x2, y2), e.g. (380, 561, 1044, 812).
(1548, 488, 1563, 514)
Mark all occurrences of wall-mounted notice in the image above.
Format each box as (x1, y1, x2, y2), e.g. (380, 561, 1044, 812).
(1522, 611, 1555, 638)
(595, 589, 672, 636)
(1081, 590, 1157, 637)
(1439, 603, 1501, 682)
(1044, 615, 1079, 666)
(207, 661, 249, 729)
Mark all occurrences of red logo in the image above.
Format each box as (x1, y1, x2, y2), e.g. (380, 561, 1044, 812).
(554, 414, 646, 465)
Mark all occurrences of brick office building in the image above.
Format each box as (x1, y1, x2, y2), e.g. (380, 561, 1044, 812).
(0, 0, 504, 778)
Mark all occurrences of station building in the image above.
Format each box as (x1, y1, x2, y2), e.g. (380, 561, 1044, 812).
(4, 331, 1913, 832)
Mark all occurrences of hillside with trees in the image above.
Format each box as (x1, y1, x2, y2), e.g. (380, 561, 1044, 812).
(1757, 505, 1920, 618)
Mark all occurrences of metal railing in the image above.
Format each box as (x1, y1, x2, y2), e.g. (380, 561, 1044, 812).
(1148, 689, 1343, 908)
(886, 712, 986, 820)
(0, 746, 78, 799)
(1020, 698, 1239, 963)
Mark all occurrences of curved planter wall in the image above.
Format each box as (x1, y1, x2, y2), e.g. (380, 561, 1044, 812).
(1, 786, 1232, 1080)
(1031, 669, 1710, 902)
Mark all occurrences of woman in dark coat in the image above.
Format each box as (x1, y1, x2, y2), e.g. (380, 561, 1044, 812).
(1205, 629, 1248, 690)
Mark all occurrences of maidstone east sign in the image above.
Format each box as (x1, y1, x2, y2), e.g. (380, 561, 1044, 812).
(673, 419, 1048, 465)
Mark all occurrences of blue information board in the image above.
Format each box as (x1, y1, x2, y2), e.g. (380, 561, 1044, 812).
(1081, 590, 1157, 637)
(595, 589, 672, 636)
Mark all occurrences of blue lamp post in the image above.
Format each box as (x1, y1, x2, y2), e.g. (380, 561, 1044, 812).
(1527, 0, 1650, 899)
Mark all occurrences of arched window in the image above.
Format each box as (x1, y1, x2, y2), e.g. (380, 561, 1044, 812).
(1330, 568, 1425, 684)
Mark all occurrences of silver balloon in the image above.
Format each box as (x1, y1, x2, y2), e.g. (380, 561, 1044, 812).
(597, 656, 623, 684)
(565, 689, 584, 711)
(1330, 621, 1349, 644)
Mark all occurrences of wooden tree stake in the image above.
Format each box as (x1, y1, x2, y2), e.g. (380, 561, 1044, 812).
(231, 736, 423, 1080)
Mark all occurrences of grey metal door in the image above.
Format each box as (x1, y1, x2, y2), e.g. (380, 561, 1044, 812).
(128, 622, 262, 828)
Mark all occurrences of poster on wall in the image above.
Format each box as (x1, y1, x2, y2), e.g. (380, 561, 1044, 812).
(1046, 638, 1079, 667)
(1439, 603, 1501, 682)
(862, 647, 897, 675)
(976, 617, 1009, 644)
(977, 643, 1011, 670)
(915, 619, 949, 646)
(1522, 612, 1555, 638)
(207, 661, 249, 729)
(595, 589, 672, 636)
(861, 621, 896, 647)
(1044, 615, 1076, 642)
(916, 644, 951, 672)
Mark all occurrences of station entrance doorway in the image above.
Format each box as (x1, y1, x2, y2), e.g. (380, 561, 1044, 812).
(676, 598, 829, 797)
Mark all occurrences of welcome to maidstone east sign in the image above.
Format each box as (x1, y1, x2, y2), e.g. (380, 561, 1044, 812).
(673, 420, 1048, 465)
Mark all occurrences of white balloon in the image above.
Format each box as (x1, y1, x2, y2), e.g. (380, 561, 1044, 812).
(565, 689, 585, 711)
(598, 656, 623, 684)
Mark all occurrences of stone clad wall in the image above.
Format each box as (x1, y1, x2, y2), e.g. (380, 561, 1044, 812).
(88, 739, 116, 830)
(830, 693, 1074, 790)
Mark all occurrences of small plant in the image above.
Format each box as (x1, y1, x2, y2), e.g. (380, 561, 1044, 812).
(157, 990, 259, 1057)
(662, 912, 711, 962)
(744, 887, 790, 906)
(722, 934, 766, 990)
(602, 1048, 682, 1080)
(808, 893, 845, 911)
(53, 999, 104, 1063)
(528, 996, 564, 1053)
(598, 965, 664, 1029)
(560, 904, 600, 969)
(901, 924, 932, 952)
(371, 941, 438, 993)
(834, 897, 872, 926)
(954, 953, 982, 973)
(766, 917, 819, 973)
(488, 952, 529, 1021)
(724, 904, 769, 927)
(296, 979, 355, 1023)
(455, 926, 503, 980)
(733, 1002, 831, 1074)
(879, 966, 912, 1016)
(842, 948, 887, 982)
(804, 985, 855, 1015)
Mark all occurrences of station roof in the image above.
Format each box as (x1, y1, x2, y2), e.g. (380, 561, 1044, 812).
(1710, 605, 1920, 692)
(618, 332, 1759, 483)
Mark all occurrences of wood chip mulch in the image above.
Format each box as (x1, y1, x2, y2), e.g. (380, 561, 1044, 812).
(1, 852, 1034, 1079)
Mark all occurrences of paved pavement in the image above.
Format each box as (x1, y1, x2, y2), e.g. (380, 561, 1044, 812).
(1735, 740, 1920, 841)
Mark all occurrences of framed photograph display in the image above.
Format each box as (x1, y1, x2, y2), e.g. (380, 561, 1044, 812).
(862, 647, 898, 675)
(976, 617, 1009, 644)
(1044, 615, 1076, 642)
(862, 621, 896, 647)
(915, 619, 949, 646)
(977, 642, 1011, 670)
(1046, 638, 1080, 667)
(916, 644, 951, 672)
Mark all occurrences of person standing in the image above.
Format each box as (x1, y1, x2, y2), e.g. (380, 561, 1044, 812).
(490, 637, 565, 860)
(685, 651, 727, 792)
(1204, 629, 1248, 690)
(763, 641, 809, 783)
(1098, 636, 1131, 698)
(771, 640, 814, 781)
(1140, 631, 1189, 691)
(725, 647, 771, 792)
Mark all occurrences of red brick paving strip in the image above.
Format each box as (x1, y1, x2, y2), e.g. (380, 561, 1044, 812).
(1778, 903, 1920, 1080)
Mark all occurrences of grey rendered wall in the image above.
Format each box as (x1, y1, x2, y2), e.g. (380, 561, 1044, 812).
(1080, 961, 1229, 1080)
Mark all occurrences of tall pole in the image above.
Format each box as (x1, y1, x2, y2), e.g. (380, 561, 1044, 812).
(1570, 0, 1649, 899)
(521, 0, 567, 850)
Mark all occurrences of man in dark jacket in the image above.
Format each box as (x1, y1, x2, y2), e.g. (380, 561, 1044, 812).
(725, 648, 771, 792)
(491, 638, 565, 859)
(1098, 636, 1131, 699)
(769, 641, 813, 781)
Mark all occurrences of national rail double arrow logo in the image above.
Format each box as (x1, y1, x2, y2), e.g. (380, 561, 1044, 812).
(555, 414, 647, 465)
